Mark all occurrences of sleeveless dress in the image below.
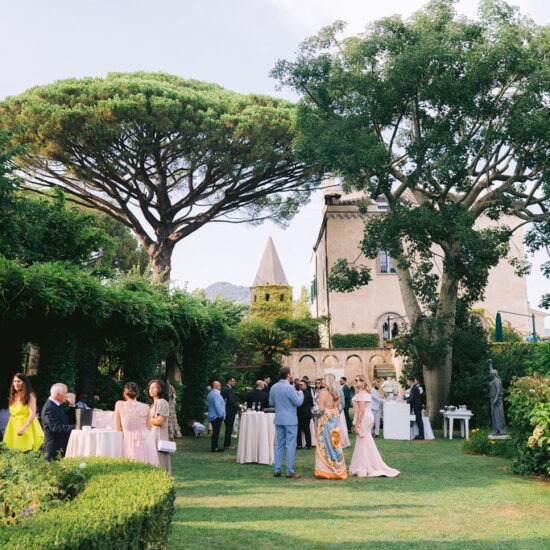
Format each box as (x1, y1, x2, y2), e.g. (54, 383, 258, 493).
(349, 392, 400, 477)
(150, 398, 172, 475)
(117, 400, 159, 466)
(2, 403, 44, 452)
(314, 404, 348, 479)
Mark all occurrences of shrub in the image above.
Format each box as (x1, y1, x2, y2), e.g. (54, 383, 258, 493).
(0, 446, 85, 526)
(332, 333, 380, 348)
(0, 457, 175, 549)
(463, 428, 515, 459)
(507, 374, 550, 477)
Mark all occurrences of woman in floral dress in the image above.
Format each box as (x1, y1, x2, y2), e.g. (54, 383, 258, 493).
(314, 373, 348, 479)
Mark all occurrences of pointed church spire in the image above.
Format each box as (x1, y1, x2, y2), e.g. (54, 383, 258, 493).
(253, 237, 289, 286)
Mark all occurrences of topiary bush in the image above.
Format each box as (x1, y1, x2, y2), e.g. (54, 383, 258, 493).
(0, 457, 175, 549)
(331, 333, 380, 348)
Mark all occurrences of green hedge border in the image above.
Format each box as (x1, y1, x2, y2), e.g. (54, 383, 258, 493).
(332, 333, 380, 348)
(0, 457, 175, 549)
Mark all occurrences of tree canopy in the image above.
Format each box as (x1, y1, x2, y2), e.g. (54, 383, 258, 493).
(0, 72, 320, 281)
(273, 0, 550, 422)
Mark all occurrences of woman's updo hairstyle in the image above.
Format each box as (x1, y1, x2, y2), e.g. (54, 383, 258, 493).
(123, 382, 140, 399)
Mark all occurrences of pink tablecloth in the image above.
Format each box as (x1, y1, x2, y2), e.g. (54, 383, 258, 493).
(65, 429, 123, 458)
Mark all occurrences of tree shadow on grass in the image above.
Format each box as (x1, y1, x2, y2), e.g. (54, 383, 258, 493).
(170, 522, 548, 550)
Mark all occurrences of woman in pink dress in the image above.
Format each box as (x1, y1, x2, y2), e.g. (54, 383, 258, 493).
(349, 375, 400, 478)
(115, 382, 159, 466)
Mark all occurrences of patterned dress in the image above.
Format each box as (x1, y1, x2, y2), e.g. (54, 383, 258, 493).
(314, 406, 348, 479)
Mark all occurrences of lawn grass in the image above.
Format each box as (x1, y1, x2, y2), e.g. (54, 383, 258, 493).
(169, 433, 549, 549)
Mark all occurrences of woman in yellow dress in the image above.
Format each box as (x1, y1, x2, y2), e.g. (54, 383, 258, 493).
(3, 373, 44, 452)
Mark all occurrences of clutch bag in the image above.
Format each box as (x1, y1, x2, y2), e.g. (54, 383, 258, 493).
(158, 440, 177, 453)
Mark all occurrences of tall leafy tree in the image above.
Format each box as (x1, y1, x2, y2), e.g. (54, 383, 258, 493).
(0, 72, 320, 282)
(273, 0, 550, 422)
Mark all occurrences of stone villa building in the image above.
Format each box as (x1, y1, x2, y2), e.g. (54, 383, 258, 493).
(283, 181, 547, 383)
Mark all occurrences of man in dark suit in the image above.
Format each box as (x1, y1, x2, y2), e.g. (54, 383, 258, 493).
(221, 375, 239, 450)
(405, 377, 424, 440)
(245, 381, 270, 410)
(41, 383, 75, 460)
(262, 375, 271, 396)
(296, 379, 313, 449)
(340, 377, 352, 430)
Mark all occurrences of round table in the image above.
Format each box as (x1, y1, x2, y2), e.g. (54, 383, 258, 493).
(236, 412, 276, 465)
(65, 429, 123, 458)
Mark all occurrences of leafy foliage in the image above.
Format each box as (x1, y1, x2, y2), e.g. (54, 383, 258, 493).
(331, 333, 380, 348)
(507, 373, 550, 476)
(274, 0, 550, 422)
(0, 447, 85, 526)
(274, 316, 321, 348)
(463, 428, 515, 458)
(1, 72, 321, 281)
(0, 457, 174, 549)
(327, 258, 371, 293)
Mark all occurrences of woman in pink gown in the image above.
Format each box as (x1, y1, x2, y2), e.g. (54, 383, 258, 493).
(115, 382, 159, 466)
(349, 375, 400, 478)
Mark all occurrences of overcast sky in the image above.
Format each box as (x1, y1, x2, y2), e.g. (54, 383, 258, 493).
(1, 0, 548, 317)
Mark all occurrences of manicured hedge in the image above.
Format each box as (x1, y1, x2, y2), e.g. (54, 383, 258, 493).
(332, 333, 380, 348)
(0, 457, 175, 549)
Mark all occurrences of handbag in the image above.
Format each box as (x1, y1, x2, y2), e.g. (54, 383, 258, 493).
(157, 439, 177, 453)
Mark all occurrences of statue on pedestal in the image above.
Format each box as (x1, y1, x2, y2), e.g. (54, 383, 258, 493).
(488, 360, 507, 436)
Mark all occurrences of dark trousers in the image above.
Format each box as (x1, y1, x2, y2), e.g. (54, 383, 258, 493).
(224, 413, 236, 448)
(343, 407, 352, 431)
(211, 417, 223, 450)
(414, 408, 424, 439)
(297, 414, 311, 448)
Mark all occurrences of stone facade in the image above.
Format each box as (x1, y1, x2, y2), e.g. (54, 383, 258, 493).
(310, 183, 546, 346)
(282, 347, 404, 384)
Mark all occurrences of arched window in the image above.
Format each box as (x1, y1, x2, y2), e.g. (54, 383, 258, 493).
(279, 294, 284, 302)
(391, 322, 399, 338)
(265, 293, 270, 301)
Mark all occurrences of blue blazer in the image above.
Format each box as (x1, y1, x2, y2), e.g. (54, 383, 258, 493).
(269, 380, 304, 426)
(41, 399, 74, 460)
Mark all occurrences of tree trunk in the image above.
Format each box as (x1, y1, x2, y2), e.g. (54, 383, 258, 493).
(423, 355, 452, 428)
(149, 239, 176, 284)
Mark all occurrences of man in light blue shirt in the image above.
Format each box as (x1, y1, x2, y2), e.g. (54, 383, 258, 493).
(207, 381, 226, 452)
(269, 366, 304, 478)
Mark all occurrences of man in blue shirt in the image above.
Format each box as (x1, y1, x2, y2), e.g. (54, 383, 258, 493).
(207, 381, 226, 452)
(269, 366, 304, 478)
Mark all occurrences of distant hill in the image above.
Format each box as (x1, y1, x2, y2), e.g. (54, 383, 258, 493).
(204, 281, 250, 304)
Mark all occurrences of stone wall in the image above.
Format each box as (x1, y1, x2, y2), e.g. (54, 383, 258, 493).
(282, 347, 405, 384)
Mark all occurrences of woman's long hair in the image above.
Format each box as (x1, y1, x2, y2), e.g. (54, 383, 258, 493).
(324, 373, 340, 403)
(147, 379, 168, 401)
(354, 375, 371, 393)
(9, 373, 34, 407)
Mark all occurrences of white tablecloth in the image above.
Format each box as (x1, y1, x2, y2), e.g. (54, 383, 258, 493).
(383, 401, 416, 440)
(65, 429, 123, 458)
(411, 412, 435, 440)
(237, 412, 276, 464)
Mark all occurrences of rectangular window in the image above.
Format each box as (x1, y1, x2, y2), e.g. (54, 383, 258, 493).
(379, 250, 396, 274)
